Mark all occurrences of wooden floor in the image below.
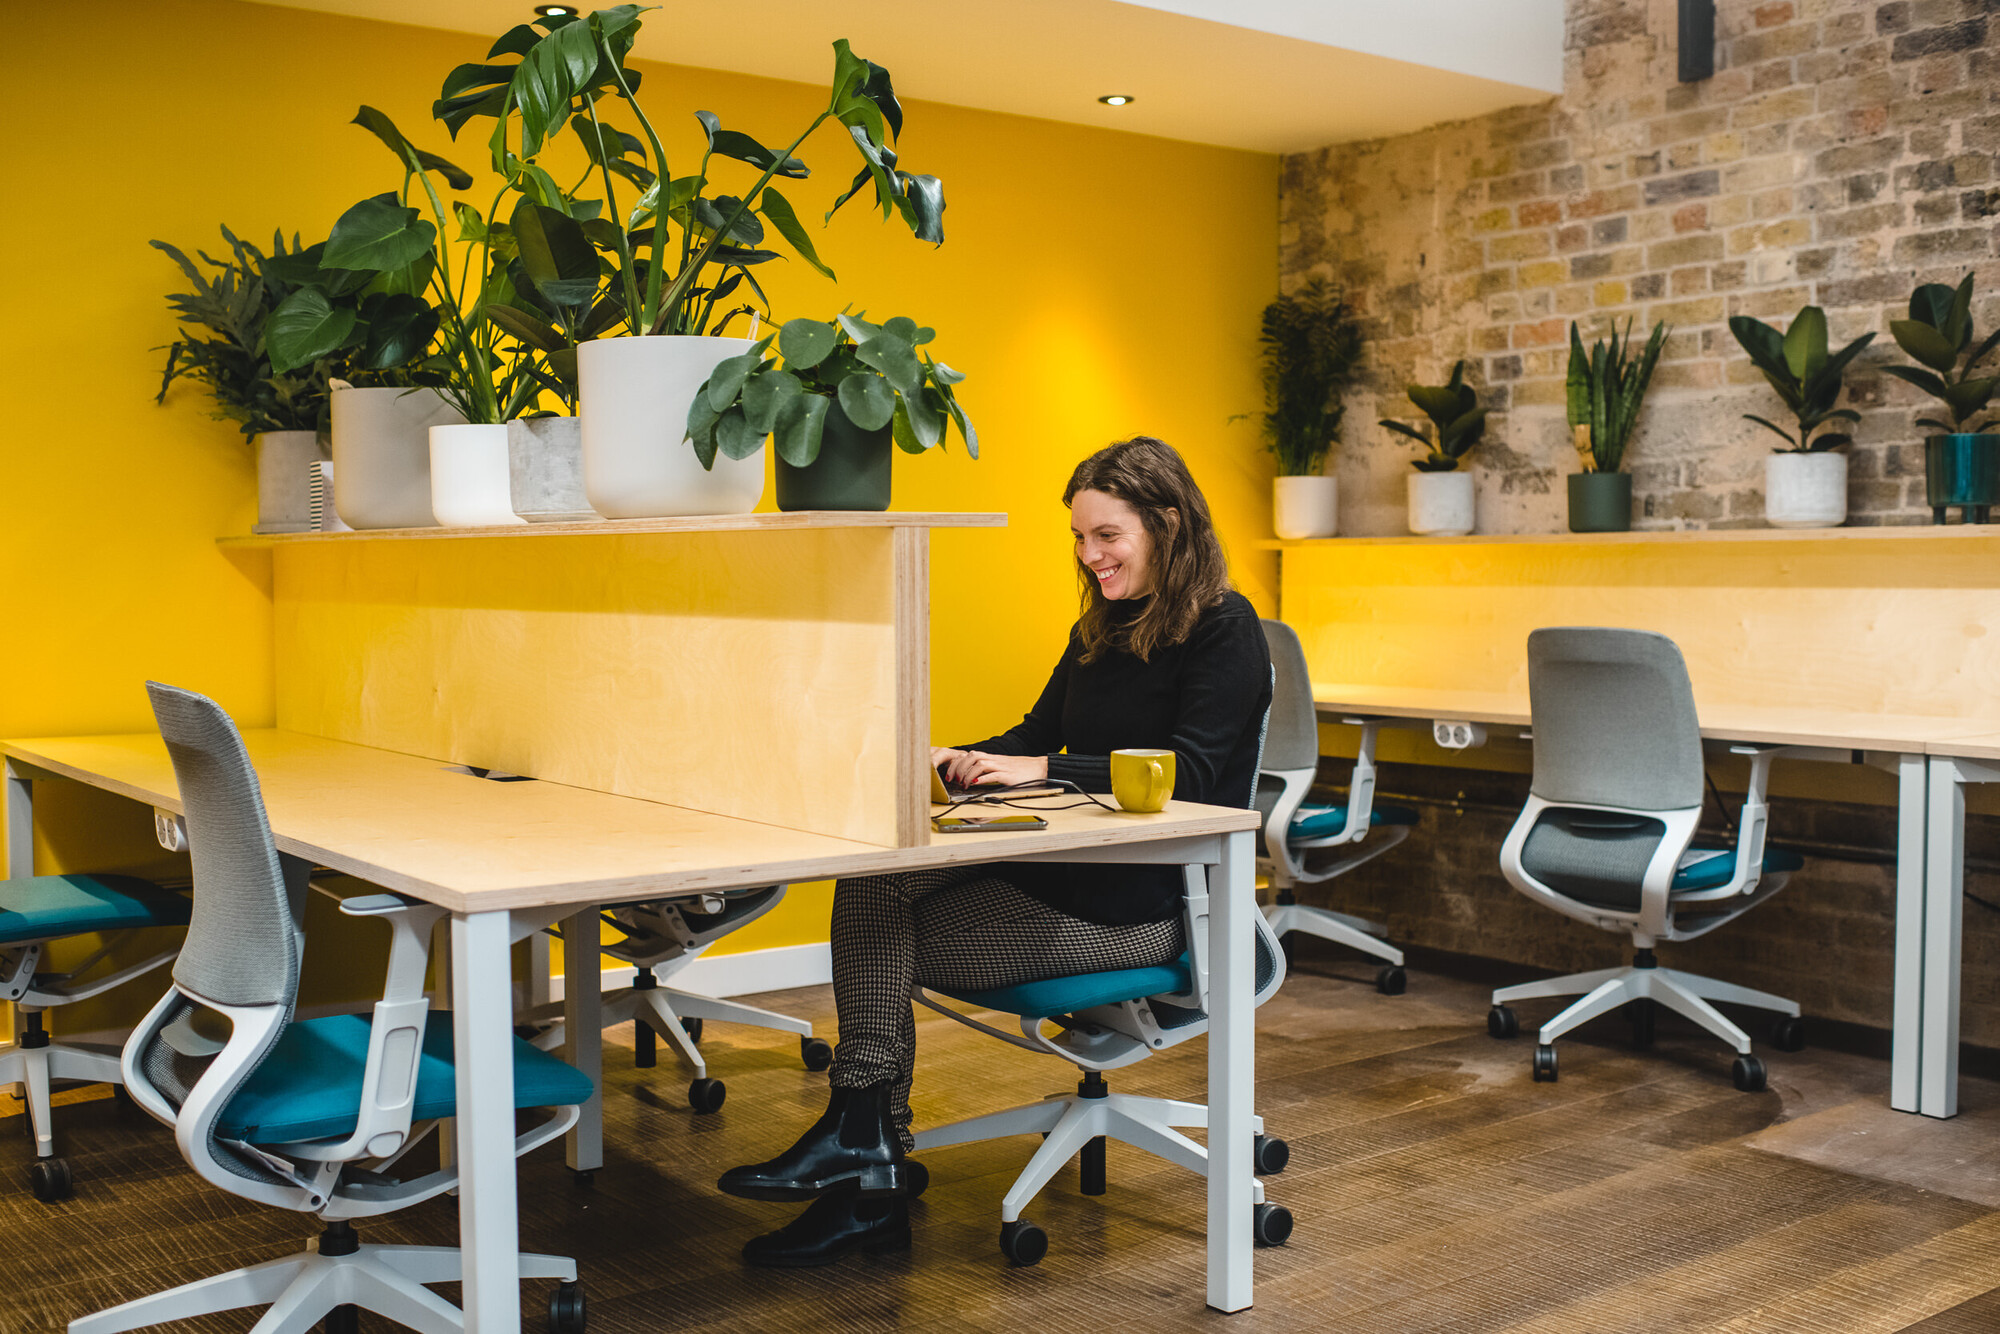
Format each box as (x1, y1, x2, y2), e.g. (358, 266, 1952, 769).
(8, 956, 2000, 1333)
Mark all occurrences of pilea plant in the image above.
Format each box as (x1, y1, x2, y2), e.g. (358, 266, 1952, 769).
(1379, 360, 1488, 471)
(1728, 305, 1873, 452)
(1884, 274, 2000, 434)
(687, 313, 975, 470)
(1565, 318, 1669, 473)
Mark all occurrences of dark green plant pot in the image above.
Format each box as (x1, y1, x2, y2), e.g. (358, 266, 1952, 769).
(1567, 471, 1632, 533)
(775, 400, 893, 512)
(1924, 434, 2000, 524)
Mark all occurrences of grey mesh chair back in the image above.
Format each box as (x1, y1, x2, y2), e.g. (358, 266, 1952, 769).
(146, 682, 308, 1011)
(1526, 628, 1705, 812)
(1260, 621, 1319, 773)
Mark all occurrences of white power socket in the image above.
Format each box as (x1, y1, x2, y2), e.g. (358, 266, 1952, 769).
(154, 808, 189, 852)
(1432, 720, 1487, 750)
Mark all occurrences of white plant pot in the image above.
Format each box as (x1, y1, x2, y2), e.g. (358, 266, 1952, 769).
(330, 386, 465, 529)
(252, 430, 325, 534)
(430, 424, 528, 528)
(1406, 469, 1476, 536)
(579, 335, 764, 518)
(1273, 475, 1338, 540)
(1765, 451, 1847, 528)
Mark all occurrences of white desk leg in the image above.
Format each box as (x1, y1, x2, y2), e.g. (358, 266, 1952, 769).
(452, 910, 521, 1332)
(527, 931, 554, 1010)
(1922, 757, 1965, 1119)
(1207, 828, 1255, 1313)
(5, 761, 35, 878)
(1890, 752, 1928, 1113)
(562, 908, 603, 1174)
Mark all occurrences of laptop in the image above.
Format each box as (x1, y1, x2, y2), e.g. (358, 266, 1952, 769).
(929, 765, 1061, 804)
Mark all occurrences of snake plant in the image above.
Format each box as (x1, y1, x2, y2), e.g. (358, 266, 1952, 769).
(1565, 318, 1669, 473)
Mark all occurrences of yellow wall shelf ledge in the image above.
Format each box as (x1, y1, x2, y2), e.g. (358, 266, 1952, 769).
(1257, 525, 2000, 550)
(221, 511, 1006, 547)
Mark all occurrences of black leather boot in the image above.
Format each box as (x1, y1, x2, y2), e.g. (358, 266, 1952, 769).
(718, 1083, 906, 1201)
(741, 1188, 911, 1268)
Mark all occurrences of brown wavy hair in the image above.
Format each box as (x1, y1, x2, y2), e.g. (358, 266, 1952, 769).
(1063, 437, 1232, 662)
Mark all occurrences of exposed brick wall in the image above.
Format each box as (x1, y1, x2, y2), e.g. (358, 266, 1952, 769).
(1280, 0, 2000, 534)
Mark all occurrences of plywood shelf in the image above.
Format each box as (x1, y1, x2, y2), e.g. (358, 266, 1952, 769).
(1255, 524, 2000, 550)
(221, 511, 1006, 547)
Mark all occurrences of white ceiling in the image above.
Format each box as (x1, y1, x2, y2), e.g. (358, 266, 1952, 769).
(246, 0, 1564, 154)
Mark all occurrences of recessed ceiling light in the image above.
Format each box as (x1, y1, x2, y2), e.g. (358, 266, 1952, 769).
(534, 4, 578, 16)
(1098, 94, 1135, 107)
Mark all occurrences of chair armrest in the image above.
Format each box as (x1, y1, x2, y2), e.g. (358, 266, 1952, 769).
(1678, 745, 1794, 903)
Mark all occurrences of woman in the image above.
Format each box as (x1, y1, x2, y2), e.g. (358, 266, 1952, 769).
(719, 436, 1273, 1267)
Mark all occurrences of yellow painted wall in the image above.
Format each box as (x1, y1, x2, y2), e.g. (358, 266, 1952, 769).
(3, 0, 1279, 1016)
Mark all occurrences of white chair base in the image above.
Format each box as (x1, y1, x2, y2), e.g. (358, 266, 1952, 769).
(1494, 964, 1799, 1054)
(1263, 902, 1404, 967)
(914, 1088, 1266, 1223)
(68, 1241, 576, 1334)
(526, 982, 812, 1080)
(0, 1040, 122, 1158)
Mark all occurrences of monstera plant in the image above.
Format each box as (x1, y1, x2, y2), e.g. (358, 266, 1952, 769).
(1885, 274, 2000, 523)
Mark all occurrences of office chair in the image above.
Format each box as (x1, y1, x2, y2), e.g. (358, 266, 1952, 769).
(67, 682, 595, 1334)
(1487, 629, 1806, 1092)
(1256, 618, 1418, 995)
(2, 873, 189, 1201)
(522, 890, 833, 1113)
(908, 684, 1292, 1267)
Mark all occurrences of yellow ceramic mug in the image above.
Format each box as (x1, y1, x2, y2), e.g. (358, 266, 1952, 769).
(1110, 749, 1176, 813)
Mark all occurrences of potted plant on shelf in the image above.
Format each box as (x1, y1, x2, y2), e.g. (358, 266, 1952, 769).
(1259, 278, 1362, 539)
(1379, 360, 1487, 536)
(153, 227, 339, 533)
(1728, 305, 1872, 529)
(439, 7, 946, 519)
(689, 312, 976, 511)
(1564, 318, 1668, 533)
(1883, 274, 2000, 524)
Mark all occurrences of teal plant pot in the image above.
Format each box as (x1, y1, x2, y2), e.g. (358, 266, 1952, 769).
(1925, 434, 2000, 524)
(1567, 472, 1632, 533)
(775, 400, 893, 512)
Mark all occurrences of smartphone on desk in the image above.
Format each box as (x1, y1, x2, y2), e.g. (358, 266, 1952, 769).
(933, 813, 1049, 833)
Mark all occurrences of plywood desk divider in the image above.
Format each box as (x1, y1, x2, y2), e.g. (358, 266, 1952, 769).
(225, 513, 1005, 851)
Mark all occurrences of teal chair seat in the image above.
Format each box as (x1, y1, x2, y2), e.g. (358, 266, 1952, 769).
(217, 1012, 596, 1143)
(937, 957, 1193, 1020)
(1288, 802, 1419, 842)
(1673, 845, 1804, 893)
(0, 874, 188, 946)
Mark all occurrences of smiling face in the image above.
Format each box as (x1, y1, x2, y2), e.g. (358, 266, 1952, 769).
(1070, 488, 1158, 600)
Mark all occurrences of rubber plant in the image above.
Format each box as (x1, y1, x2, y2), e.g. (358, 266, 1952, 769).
(1379, 360, 1488, 471)
(1565, 318, 1669, 473)
(1728, 306, 1873, 451)
(433, 6, 943, 362)
(687, 313, 975, 471)
(1257, 278, 1364, 476)
(1883, 274, 2000, 434)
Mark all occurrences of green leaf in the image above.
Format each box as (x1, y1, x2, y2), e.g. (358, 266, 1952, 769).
(891, 172, 945, 243)
(351, 105, 473, 188)
(267, 288, 358, 373)
(859, 60, 904, 140)
(1729, 315, 1791, 384)
(705, 339, 773, 411)
(359, 294, 435, 369)
(1945, 376, 1999, 420)
(890, 400, 923, 454)
(1944, 273, 1975, 350)
(854, 330, 923, 397)
(928, 358, 963, 385)
(1743, 414, 1797, 446)
(512, 200, 599, 308)
(1379, 419, 1431, 444)
(1911, 282, 1958, 331)
(780, 318, 838, 368)
(485, 302, 565, 352)
(1565, 323, 1590, 429)
(324, 196, 436, 273)
(774, 390, 829, 466)
(487, 23, 542, 58)
(1407, 384, 1459, 427)
(837, 371, 895, 430)
(836, 311, 882, 344)
(1783, 305, 1827, 380)
(1892, 319, 1961, 374)
(715, 405, 763, 460)
(741, 367, 804, 434)
(758, 186, 835, 282)
(695, 110, 811, 178)
(939, 379, 977, 458)
(1968, 325, 2000, 374)
(1441, 406, 1487, 456)
(1882, 364, 1950, 399)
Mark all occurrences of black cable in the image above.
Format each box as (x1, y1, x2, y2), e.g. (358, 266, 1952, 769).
(1705, 770, 1738, 836)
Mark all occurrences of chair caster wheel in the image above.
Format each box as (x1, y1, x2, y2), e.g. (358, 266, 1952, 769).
(1532, 1044, 1558, 1082)
(1628, 998, 1656, 1049)
(681, 1018, 703, 1046)
(1375, 965, 1407, 995)
(1488, 1005, 1519, 1040)
(1253, 1133, 1290, 1175)
(801, 1037, 834, 1071)
(687, 1078, 727, 1113)
(904, 1159, 930, 1198)
(1732, 1054, 1767, 1092)
(1771, 1017, 1805, 1052)
(323, 1304, 360, 1334)
(28, 1156, 72, 1203)
(999, 1218, 1047, 1266)
(1253, 1202, 1293, 1247)
(548, 1280, 587, 1333)
(570, 1170, 595, 1188)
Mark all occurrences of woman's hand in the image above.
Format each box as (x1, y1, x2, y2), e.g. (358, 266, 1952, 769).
(929, 746, 968, 771)
(943, 751, 1049, 788)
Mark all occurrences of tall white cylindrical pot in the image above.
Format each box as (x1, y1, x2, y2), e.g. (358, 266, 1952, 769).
(252, 430, 325, 534)
(1406, 469, 1476, 536)
(431, 424, 528, 528)
(1273, 475, 1338, 540)
(330, 386, 465, 529)
(1765, 451, 1847, 528)
(579, 335, 764, 518)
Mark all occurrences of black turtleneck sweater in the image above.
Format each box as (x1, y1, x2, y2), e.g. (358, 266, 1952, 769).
(954, 591, 1272, 925)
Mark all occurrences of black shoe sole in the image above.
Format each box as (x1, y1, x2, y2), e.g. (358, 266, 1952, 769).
(743, 1227, 912, 1269)
(719, 1165, 905, 1202)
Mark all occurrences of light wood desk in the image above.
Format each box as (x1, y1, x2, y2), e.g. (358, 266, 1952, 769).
(1, 729, 1266, 1325)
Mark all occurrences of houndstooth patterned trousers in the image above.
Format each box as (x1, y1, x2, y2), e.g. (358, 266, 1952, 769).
(828, 864, 1183, 1149)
